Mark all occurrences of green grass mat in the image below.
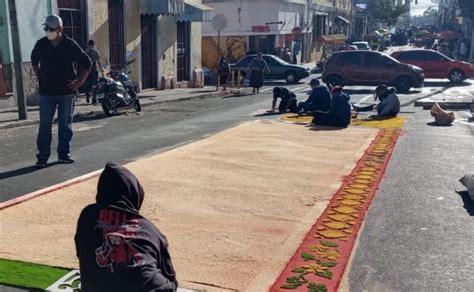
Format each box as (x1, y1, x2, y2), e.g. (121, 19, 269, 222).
(0, 259, 70, 290)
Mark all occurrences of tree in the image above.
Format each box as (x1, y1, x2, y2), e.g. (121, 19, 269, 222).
(366, 0, 409, 25)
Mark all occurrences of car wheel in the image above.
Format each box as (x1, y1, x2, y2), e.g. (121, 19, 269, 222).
(285, 71, 298, 84)
(448, 69, 465, 83)
(394, 76, 413, 93)
(326, 74, 343, 87)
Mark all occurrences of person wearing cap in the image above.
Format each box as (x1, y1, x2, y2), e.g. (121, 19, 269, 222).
(297, 78, 331, 114)
(312, 86, 352, 128)
(269, 87, 298, 114)
(31, 15, 92, 168)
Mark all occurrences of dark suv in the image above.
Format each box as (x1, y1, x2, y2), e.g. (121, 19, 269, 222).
(230, 54, 311, 84)
(322, 51, 425, 93)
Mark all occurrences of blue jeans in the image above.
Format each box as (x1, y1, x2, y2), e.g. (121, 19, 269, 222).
(36, 94, 75, 161)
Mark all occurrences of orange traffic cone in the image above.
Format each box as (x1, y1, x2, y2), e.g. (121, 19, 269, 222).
(0, 61, 7, 96)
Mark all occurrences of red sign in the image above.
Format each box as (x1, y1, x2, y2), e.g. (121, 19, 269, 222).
(252, 26, 270, 33)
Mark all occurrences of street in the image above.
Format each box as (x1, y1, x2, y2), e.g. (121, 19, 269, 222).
(1, 76, 474, 291)
(1, 77, 473, 202)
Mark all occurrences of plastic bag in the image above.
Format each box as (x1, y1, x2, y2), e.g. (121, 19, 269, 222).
(430, 102, 455, 126)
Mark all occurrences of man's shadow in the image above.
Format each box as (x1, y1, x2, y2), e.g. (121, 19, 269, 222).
(457, 191, 474, 216)
(0, 162, 60, 180)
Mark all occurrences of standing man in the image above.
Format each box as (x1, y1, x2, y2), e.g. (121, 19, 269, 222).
(84, 39, 103, 104)
(31, 15, 92, 168)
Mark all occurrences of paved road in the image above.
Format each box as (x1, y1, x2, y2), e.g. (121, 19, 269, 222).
(1, 77, 472, 203)
(347, 87, 474, 289)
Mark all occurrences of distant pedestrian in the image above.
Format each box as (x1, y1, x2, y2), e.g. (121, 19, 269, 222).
(217, 56, 231, 92)
(248, 52, 270, 94)
(282, 48, 292, 63)
(75, 162, 178, 291)
(373, 85, 400, 118)
(270, 87, 298, 113)
(31, 15, 92, 168)
(84, 39, 103, 104)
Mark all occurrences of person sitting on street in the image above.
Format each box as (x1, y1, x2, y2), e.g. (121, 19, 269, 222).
(312, 86, 351, 128)
(373, 85, 400, 118)
(297, 78, 331, 114)
(75, 162, 178, 291)
(270, 87, 298, 114)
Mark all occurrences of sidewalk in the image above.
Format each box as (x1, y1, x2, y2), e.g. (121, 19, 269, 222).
(0, 86, 231, 130)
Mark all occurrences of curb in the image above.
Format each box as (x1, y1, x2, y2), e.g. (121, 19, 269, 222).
(0, 91, 232, 130)
(0, 169, 102, 210)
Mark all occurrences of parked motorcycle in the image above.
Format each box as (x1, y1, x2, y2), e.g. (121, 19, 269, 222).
(93, 59, 141, 117)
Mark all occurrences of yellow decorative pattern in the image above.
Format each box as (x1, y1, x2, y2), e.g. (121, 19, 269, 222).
(276, 129, 401, 291)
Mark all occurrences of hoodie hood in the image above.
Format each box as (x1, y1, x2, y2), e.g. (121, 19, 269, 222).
(96, 162, 144, 214)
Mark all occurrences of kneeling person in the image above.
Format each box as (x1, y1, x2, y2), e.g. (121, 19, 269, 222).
(270, 87, 298, 113)
(312, 86, 351, 128)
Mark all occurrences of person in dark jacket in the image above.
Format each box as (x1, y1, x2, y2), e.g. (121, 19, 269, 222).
(31, 15, 92, 168)
(312, 86, 351, 128)
(297, 78, 331, 114)
(373, 85, 400, 117)
(75, 162, 178, 292)
(270, 87, 298, 113)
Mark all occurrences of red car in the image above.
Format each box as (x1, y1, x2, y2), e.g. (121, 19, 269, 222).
(391, 49, 474, 83)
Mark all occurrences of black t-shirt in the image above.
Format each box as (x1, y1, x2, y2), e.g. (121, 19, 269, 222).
(31, 35, 92, 96)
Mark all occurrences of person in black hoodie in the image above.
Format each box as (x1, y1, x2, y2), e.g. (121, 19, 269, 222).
(312, 86, 351, 128)
(75, 162, 177, 292)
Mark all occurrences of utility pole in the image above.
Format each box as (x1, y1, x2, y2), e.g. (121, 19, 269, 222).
(8, 0, 27, 120)
(349, 0, 354, 40)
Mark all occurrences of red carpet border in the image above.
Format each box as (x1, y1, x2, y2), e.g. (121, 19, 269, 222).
(270, 129, 401, 292)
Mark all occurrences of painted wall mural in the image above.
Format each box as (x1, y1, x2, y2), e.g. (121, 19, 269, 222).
(202, 36, 248, 70)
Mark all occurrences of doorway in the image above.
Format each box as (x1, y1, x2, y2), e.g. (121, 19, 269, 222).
(58, 0, 87, 48)
(108, 0, 125, 70)
(141, 14, 158, 89)
(177, 21, 191, 82)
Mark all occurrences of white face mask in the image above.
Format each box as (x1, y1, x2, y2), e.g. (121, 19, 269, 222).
(46, 31, 58, 41)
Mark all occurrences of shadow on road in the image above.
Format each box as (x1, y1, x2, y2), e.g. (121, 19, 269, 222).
(424, 80, 471, 87)
(426, 122, 453, 127)
(457, 191, 474, 216)
(308, 125, 345, 131)
(0, 162, 61, 180)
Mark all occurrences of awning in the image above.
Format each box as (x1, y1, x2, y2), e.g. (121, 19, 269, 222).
(314, 11, 328, 16)
(311, 3, 337, 13)
(317, 34, 347, 43)
(335, 15, 350, 25)
(177, 0, 215, 22)
(140, 0, 184, 15)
